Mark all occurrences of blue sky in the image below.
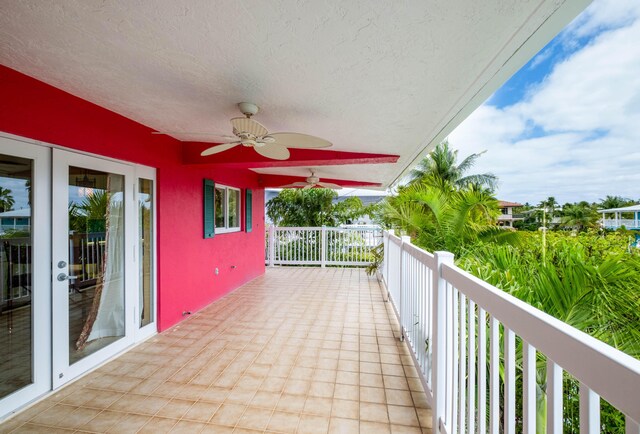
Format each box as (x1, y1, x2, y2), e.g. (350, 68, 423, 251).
(448, 0, 640, 205)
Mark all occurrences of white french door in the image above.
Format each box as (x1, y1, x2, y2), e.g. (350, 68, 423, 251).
(0, 137, 157, 416)
(52, 149, 137, 388)
(0, 136, 51, 417)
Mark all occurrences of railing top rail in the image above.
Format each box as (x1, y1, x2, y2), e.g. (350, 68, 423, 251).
(402, 240, 436, 268)
(441, 262, 640, 422)
(271, 226, 381, 231)
(387, 232, 403, 247)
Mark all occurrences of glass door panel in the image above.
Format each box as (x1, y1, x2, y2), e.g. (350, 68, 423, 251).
(138, 178, 153, 328)
(0, 155, 34, 399)
(0, 137, 50, 420)
(67, 167, 125, 364)
(53, 149, 133, 387)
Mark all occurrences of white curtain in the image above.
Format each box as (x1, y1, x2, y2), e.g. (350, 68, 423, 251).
(87, 175, 125, 341)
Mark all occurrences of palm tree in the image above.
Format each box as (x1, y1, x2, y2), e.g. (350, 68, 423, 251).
(381, 182, 514, 256)
(0, 187, 15, 212)
(562, 202, 598, 231)
(408, 141, 498, 191)
(599, 195, 632, 209)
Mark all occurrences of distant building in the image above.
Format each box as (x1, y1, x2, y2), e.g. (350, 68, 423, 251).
(497, 201, 524, 228)
(0, 209, 31, 233)
(598, 204, 640, 230)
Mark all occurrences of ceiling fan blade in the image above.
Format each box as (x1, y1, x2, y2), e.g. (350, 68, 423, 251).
(152, 131, 236, 138)
(200, 142, 241, 156)
(279, 182, 309, 188)
(303, 184, 313, 189)
(254, 143, 290, 160)
(317, 182, 342, 189)
(269, 132, 332, 149)
(231, 117, 269, 137)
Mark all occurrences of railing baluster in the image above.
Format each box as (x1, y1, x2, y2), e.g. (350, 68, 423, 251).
(490, 316, 499, 434)
(579, 383, 599, 434)
(478, 307, 487, 434)
(504, 327, 516, 434)
(523, 342, 537, 434)
(467, 300, 476, 434)
(451, 285, 459, 433)
(459, 292, 467, 434)
(547, 360, 563, 434)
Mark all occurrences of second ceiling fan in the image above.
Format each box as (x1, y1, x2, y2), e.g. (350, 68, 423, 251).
(280, 171, 343, 189)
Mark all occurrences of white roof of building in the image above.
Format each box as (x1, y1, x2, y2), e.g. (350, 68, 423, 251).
(598, 204, 640, 213)
(0, 209, 31, 218)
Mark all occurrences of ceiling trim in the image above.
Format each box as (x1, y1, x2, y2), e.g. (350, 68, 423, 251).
(182, 143, 399, 168)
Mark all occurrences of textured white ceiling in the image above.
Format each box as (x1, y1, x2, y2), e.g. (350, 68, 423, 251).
(0, 1, 587, 187)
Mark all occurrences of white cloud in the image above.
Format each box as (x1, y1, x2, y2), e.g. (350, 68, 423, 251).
(448, 0, 640, 205)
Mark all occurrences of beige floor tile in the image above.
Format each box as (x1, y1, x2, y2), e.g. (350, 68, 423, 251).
(387, 405, 419, 427)
(210, 403, 247, 427)
(170, 419, 207, 433)
(359, 402, 388, 423)
(360, 420, 391, 434)
(249, 391, 280, 409)
(183, 401, 220, 422)
(298, 414, 330, 434)
(267, 411, 300, 433)
(276, 394, 306, 413)
(138, 416, 178, 433)
(328, 417, 359, 434)
(360, 386, 386, 404)
(385, 389, 413, 407)
(390, 424, 423, 433)
(331, 399, 359, 419)
(236, 406, 272, 431)
(303, 397, 332, 417)
(106, 413, 151, 433)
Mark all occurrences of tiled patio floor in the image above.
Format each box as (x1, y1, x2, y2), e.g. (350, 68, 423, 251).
(2, 268, 432, 434)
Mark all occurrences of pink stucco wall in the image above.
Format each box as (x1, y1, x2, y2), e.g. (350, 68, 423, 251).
(0, 65, 266, 331)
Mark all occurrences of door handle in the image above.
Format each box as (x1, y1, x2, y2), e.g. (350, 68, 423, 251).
(57, 273, 78, 282)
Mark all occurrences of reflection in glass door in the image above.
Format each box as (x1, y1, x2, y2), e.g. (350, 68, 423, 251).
(67, 167, 125, 364)
(0, 138, 50, 420)
(0, 155, 34, 399)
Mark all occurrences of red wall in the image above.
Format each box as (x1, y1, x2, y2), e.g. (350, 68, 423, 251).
(0, 65, 266, 330)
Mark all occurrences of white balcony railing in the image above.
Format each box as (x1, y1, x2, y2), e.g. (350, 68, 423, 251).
(603, 218, 639, 229)
(381, 230, 640, 434)
(265, 225, 381, 267)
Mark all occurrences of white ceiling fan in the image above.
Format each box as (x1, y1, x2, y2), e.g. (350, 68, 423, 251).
(153, 102, 332, 160)
(280, 171, 342, 189)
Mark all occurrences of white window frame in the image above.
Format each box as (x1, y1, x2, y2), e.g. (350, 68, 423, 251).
(215, 184, 241, 234)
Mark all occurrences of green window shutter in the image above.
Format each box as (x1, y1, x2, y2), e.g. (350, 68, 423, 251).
(203, 179, 215, 238)
(245, 189, 253, 233)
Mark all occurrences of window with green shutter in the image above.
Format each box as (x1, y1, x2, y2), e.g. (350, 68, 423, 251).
(203, 179, 215, 238)
(245, 189, 253, 232)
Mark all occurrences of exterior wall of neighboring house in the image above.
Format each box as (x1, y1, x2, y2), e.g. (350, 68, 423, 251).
(0, 65, 266, 331)
(497, 201, 524, 228)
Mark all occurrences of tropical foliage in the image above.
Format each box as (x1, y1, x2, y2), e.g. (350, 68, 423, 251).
(378, 142, 640, 433)
(266, 188, 371, 227)
(0, 186, 15, 213)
